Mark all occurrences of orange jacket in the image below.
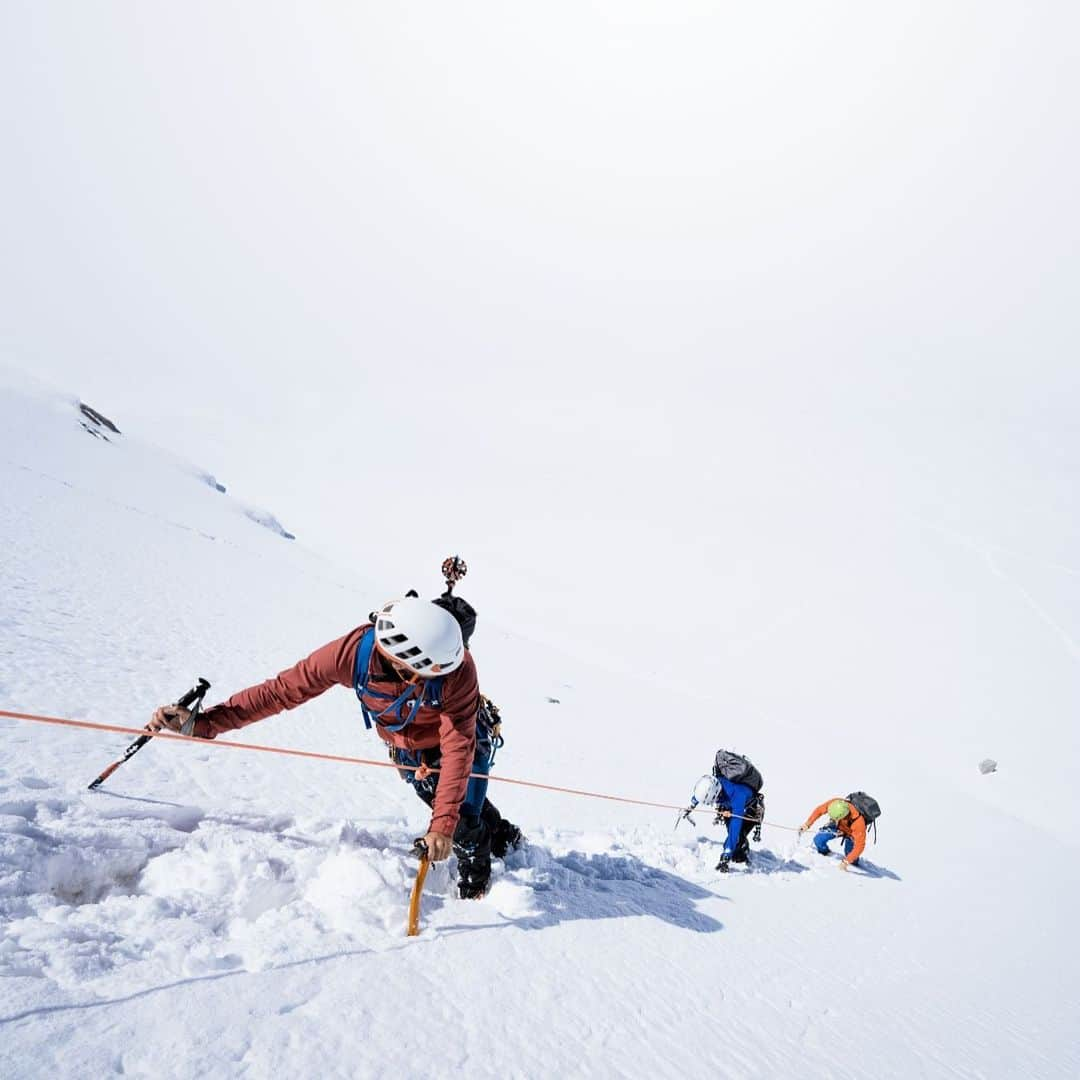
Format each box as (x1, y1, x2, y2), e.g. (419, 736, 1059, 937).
(802, 799, 867, 864)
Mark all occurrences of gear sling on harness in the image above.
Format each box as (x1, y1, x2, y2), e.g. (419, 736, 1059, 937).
(352, 627, 493, 817)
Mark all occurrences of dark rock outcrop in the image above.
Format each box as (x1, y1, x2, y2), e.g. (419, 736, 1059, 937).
(79, 403, 121, 435)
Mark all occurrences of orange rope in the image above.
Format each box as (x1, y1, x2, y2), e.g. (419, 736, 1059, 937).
(683, 807, 801, 833)
(0, 708, 683, 811)
(0, 708, 801, 830)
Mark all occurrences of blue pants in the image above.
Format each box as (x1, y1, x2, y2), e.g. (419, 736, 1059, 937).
(814, 825, 857, 862)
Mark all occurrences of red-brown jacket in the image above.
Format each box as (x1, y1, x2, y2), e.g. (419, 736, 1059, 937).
(192, 625, 479, 837)
(802, 799, 867, 864)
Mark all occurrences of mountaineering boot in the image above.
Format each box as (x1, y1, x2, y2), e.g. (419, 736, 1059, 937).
(479, 799, 522, 859)
(491, 818, 523, 859)
(731, 840, 750, 864)
(716, 854, 731, 873)
(458, 871, 489, 900)
(453, 815, 492, 900)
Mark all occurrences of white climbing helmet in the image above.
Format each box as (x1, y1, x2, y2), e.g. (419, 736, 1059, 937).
(373, 597, 464, 676)
(691, 775, 720, 807)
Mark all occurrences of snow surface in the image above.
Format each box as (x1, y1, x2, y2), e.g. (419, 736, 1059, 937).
(2, 375, 1079, 1078)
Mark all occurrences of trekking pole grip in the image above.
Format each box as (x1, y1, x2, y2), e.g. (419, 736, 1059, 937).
(178, 678, 211, 737)
(177, 677, 211, 711)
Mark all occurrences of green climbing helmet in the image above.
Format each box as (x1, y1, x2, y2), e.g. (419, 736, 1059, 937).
(828, 799, 850, 822)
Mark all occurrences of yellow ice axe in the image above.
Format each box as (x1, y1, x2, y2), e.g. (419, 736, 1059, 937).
(407, 839, 431, 937)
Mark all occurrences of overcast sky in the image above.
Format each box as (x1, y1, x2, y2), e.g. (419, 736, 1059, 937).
(3, 3, 1077, 678)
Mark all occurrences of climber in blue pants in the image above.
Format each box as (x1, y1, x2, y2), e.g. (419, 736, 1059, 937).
(800, 798, 868, 868)
(687, 751, 765, 873)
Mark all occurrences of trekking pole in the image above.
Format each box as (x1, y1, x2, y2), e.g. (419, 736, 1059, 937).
(407, 838, 431, 937)
(87, 677, 210, 790)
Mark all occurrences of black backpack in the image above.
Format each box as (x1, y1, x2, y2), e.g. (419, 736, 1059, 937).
(847, 791, 882, 842)
(713, 750, 764, 793)
(432, 592, 477, 649)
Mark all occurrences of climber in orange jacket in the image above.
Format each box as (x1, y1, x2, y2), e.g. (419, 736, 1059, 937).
(800, 798, 867, 869)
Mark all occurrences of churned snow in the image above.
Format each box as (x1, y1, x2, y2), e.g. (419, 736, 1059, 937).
(2, 374, 1079, 1078)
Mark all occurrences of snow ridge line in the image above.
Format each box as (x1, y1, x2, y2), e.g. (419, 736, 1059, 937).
(0, 708, 801, 830)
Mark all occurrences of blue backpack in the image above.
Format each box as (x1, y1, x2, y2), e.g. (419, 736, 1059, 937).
(352, 627, 445, 732)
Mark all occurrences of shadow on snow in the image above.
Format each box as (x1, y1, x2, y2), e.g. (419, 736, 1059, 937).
(436, 843, 726, 935)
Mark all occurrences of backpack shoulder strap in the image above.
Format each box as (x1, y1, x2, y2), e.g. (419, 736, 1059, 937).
(353, 626, 446, 732)
(353, 627, 379, 729)
(849, 803, 877, 845)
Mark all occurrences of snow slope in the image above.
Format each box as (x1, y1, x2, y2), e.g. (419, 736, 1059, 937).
(2, 375, 1078, 1078)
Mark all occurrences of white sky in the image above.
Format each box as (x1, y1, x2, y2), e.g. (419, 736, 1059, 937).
(3, 2, 1078, 676)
